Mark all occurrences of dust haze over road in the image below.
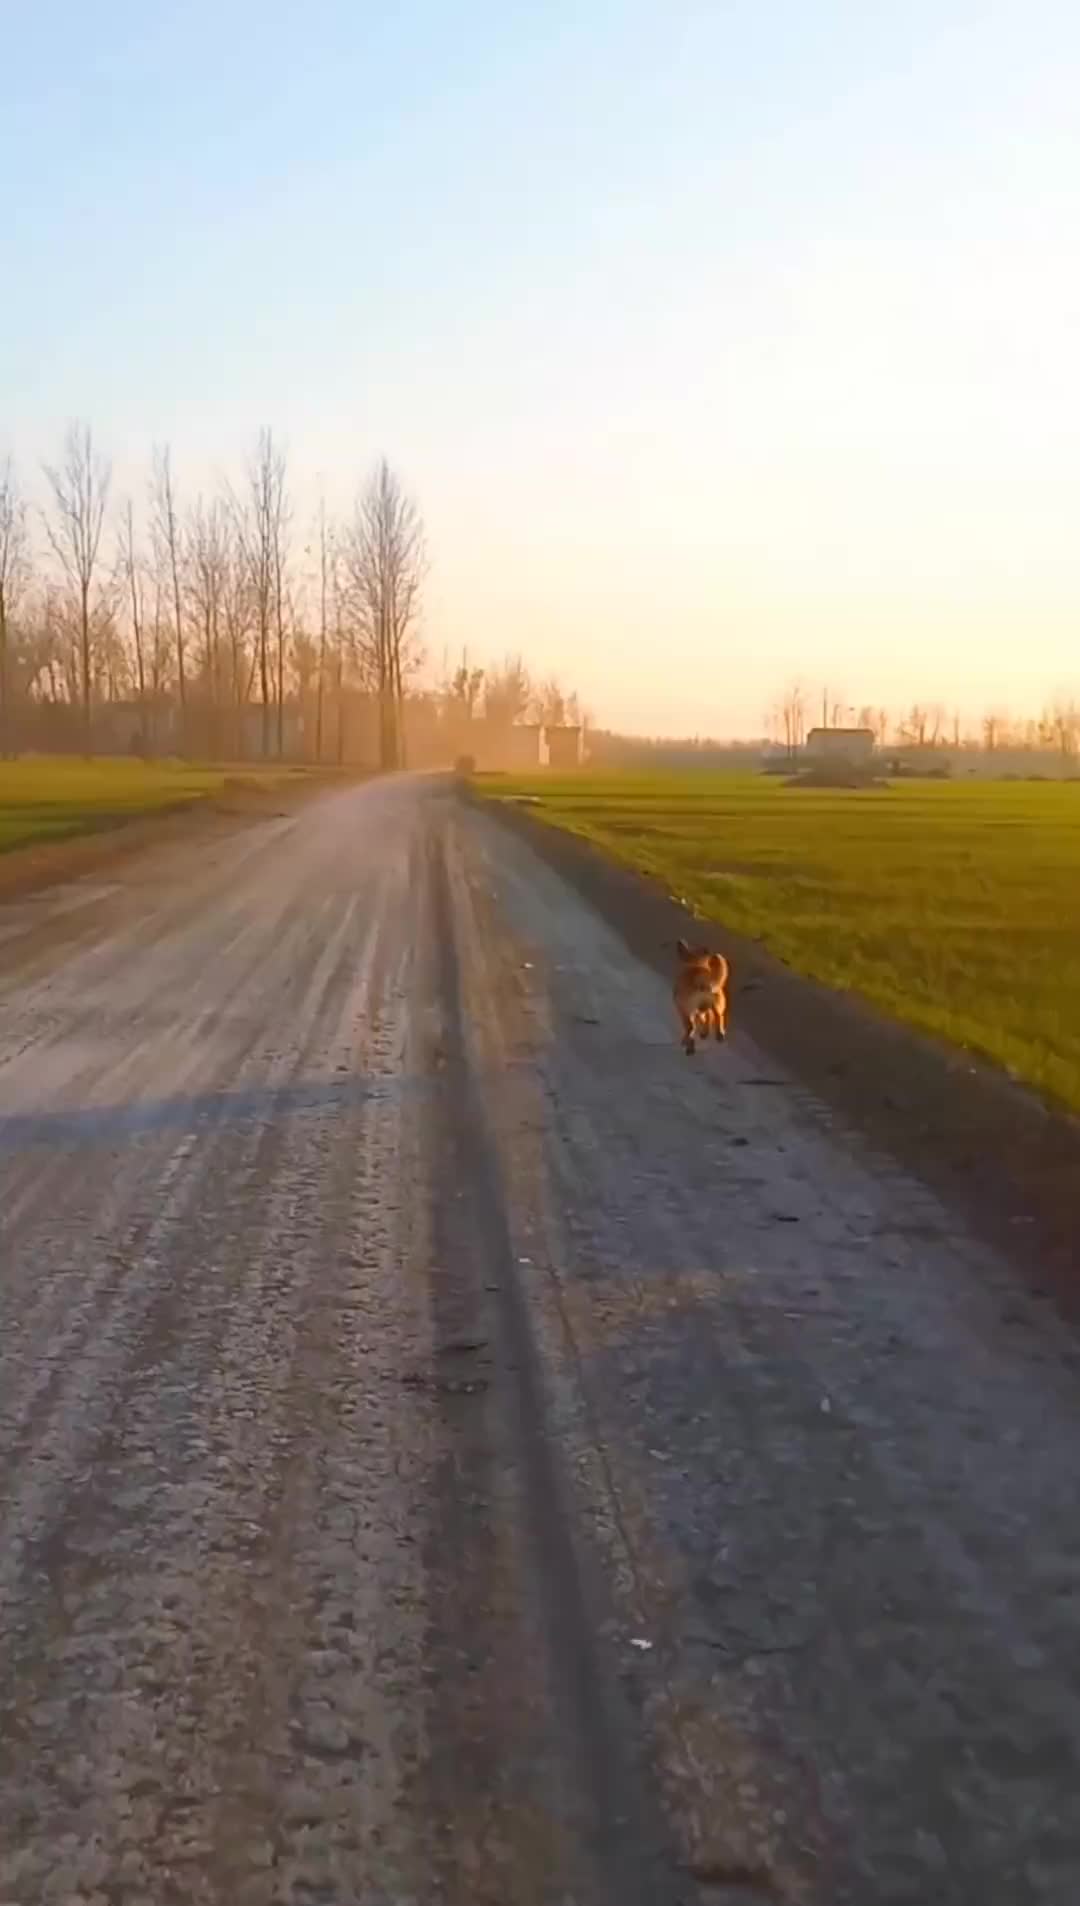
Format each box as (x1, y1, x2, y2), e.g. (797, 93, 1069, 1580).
(2, 776, 1080, 1904)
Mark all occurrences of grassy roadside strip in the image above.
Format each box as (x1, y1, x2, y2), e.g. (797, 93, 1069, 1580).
(479, 771, 1080, 1118)
(0, 758, 340, 857)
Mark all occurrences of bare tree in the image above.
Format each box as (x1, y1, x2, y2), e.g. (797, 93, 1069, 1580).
(292, 623, 319, 717)
(148, 567, 174, 708)
(313, 495, 335, 763)
(43, 424, 112, 748)
(220, 518, 254, 752)
(898, 703, 932, 748)
(272, 462, 291, 756)
(1043, 693, 1080, 761)
(775, 679, 807, 756)
(0, 456, 30, 755)
(188, 495, 229, 749)
(333, 549, 347, 765)
(94, 601, 132, 705)
(483, 652, 532, 729)
(151, 445, 187, 719)
(343, 459, 425, 770)
(982, 709, 1009, 752)
(16, 587, 64, 710)
(117, 499, 148, 726)
(35, 585, 67, 705)
(234, 430, 289, 756)
(447, 650, 485, 719)
(531, 675, 570, 727)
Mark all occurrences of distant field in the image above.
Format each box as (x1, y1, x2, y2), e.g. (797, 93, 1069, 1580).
(485, 772, 1080, 1115)
(0, 758, 317, 856)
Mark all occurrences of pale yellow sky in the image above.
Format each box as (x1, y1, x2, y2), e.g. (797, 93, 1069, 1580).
(420, 216, 1080, 736)
(7, 2, 1078, 738)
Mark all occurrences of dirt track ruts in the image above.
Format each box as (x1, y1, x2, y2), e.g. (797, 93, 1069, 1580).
(2, 774, 1080, 1904)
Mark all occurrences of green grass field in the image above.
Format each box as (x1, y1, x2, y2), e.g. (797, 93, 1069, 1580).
(486, 772, 1080, 1115)
(0, 758, 315, 857)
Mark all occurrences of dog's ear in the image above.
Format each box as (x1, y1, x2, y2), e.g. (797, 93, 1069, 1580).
(676, 939, 690, 960)
(708, 953, 725, 976)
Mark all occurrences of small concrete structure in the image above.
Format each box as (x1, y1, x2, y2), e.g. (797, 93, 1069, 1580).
(501, 722, 547, 771)
(806, 726, 876, 767)
(544, 723, 585, 770)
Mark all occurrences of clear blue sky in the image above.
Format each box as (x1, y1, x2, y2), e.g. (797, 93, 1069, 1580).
(4, 1, 1078, 734)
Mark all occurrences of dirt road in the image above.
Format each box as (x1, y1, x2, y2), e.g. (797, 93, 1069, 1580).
(2, 776, 1079, 1904)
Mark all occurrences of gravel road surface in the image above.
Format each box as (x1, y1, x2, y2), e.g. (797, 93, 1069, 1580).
(2, 775, 1079, 1905)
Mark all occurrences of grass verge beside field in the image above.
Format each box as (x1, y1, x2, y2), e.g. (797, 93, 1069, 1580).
(0, 757, 322, 857)
(483, 771, 1080, 1116)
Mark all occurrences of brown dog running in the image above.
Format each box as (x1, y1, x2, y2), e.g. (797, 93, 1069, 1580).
(673, 939, 729, 1056)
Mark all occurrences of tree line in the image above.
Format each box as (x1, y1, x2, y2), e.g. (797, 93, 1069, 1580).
(0, 427, 424, 768)
(434, 650, 586, 742)
(768, 682, 1080, 760)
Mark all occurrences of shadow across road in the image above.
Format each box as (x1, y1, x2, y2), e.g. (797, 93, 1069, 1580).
(0, 1072, 429, 1152)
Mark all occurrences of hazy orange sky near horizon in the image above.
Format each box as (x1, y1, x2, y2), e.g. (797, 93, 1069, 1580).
(3, 2, 1078, 738)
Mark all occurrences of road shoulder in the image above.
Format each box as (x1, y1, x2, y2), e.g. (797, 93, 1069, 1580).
(476, 790, 1080, 1317)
